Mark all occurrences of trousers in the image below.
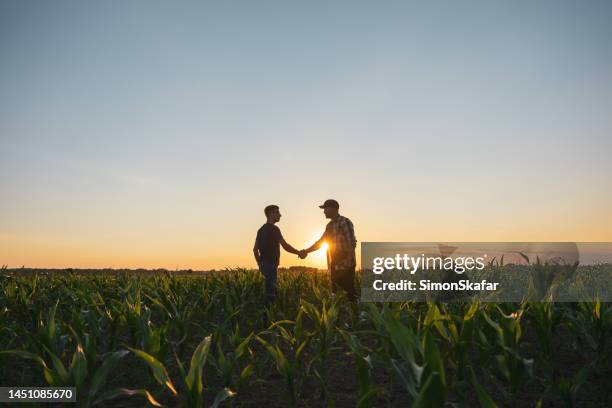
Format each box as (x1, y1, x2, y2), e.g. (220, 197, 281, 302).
(259, 259, 278, 305)
(330, 264, 358, 302)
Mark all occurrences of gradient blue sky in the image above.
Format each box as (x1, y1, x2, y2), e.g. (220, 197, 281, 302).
(1, 1, 611, 269)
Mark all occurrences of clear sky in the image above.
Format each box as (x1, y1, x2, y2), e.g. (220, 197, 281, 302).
(1, 1, 611, 270)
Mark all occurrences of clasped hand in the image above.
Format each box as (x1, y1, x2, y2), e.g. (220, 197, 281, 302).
(298, 250, 308, 259)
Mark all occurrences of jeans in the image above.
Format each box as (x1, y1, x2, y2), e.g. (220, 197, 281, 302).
(259, 259, 278, 305)
(330, 265, 358, 302)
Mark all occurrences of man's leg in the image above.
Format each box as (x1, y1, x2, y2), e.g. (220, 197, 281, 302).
(330, 268, 339, 295)
(342, 266, 358, 302)
(331, 266, 358, 302)
(260, 260, 278, 306)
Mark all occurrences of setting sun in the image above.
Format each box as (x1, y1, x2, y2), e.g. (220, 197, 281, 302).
(310, 241, 328, 266)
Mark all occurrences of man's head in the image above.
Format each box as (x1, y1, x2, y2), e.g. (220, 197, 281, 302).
(318, 199, 339, 219)
(264, 205, 281, 223)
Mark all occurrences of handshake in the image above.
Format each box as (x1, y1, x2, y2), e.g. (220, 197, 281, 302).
(297, 250, 308, 259)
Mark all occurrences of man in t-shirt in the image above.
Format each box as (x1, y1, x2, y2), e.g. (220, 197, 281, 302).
(253, 204, 305, 305)
(301, 199, 358, 301)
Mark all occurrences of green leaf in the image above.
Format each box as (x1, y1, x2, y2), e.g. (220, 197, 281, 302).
(239, 364, 254, 382)
(1, 349, 60, 386)
(70, 343, 88, 391)
(89, 350, 129, 397)
(129, 347, 177, 395)
(295, 338, 311, 363)
(390, 359, 419, 397)
(93, 387, 163, 407)
(382, 310, 421, 365)
(356, 387, 384, 408)
(185, 335, 212, 392)
(0, 350, 48, 370)
(464, 302, 480, 321)
(42, 345, 70, 385)
(570, 362, 593, 394)
(470, 367, 498, 408)
(412, 372, 445, 408)
(235, 332, 253, 357)
(211, 387, 236, 408)
(423, 332, 446, 390)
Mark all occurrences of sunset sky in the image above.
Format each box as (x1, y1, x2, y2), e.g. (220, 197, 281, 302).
(1, 1, 611, 270)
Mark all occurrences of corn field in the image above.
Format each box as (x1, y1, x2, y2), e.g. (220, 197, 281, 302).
(0, 268, 611, 407)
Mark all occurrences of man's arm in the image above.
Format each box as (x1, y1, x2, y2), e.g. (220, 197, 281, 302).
(279, 236, 300, 255)
(253, 239, 261, 266)
(303, 233, 326, 254)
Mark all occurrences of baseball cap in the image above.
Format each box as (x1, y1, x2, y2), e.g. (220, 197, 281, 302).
(318, 199, 339, 209)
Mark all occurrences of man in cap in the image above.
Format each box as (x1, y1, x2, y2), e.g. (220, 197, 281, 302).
(301, 199, 358, 301)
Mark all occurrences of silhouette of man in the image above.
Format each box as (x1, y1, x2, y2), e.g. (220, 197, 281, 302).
(302, 199, 358, 301)
(253, 205, 303, 305)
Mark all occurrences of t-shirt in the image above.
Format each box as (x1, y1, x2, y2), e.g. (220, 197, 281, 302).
(255, 223, 282, 263)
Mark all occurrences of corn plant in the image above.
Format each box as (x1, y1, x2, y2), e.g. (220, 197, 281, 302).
(210, 324, 254, 391)
(520, 253, 579, 301)
(301, 299, 339, 403)
(255, 314, 311, 407)
(479, 304, 533, 394)
(337, 328, 383, 407)
(546, 362, 593, 408)
(1, 267, 610, 406)
(1, 346, 141, 407)
(365, 303, 448, 407)
(146, 285, 201, 353)
(422, 302, 480, 382)
(566, 300, 612, 357)
(0, 309, 137, 408)
(526, 302, 562, 361)
(131, 334, 235, 407)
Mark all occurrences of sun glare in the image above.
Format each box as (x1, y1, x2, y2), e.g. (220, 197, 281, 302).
(304, 234, 329, 267)
(312, 241, 329, 265)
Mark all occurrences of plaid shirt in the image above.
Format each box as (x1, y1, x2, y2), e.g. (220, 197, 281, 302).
(323, 215, 356, 270)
